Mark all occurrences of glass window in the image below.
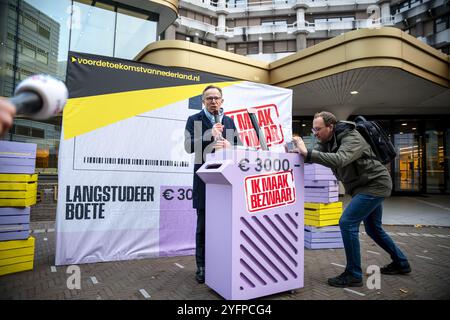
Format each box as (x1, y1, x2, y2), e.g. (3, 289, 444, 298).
(31, 127, 45, 138)
(425, 121, 445, 193)
(261, 20, 287, 26)
(0, 0, 68, 172)
(274, 20, 287, 26)
(435, 17, 448, 33)
(18, 0, 71, 85)
(23, 15, 37, 31)
(2, 0, 160, 174)
(227, 0, 247, 8)
(287, 40, 296, 52)
(36, 51, 48, 64)
(22, 42, 35, 58)
(14, 124, 31, 136)
(263, 41, 274, 54)
(274, 41, 287, 53)
(445, 129, 450, 193)
(70, 1, 115, 56)
(8, 5, 17, 19)
(235, 43, 247, 55)
(247, 42, 258, 54)
(38, 25, 51, 39)
(393, 120, 422, 192)
(115, 8, 157, 59)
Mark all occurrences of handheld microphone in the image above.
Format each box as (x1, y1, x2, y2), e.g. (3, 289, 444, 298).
(247, 108, 269, 151)
(213, 111, 223, 141)
(8, 74, 68, 120)
(213, 111, 221, 125)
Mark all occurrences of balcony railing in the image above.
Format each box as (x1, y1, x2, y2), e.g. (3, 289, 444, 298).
(178, 15, 395, 38)
(181, 0, 378, 12)
(178, 16, 217, 34)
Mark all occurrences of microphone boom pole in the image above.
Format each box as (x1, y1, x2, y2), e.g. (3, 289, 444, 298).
(247, 108, 269, 151)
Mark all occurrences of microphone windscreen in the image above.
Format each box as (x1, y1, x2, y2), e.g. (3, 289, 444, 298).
(13, 74, 68, 120)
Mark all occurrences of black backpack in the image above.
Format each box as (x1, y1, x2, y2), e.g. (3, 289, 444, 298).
(354, 116, 396, 165)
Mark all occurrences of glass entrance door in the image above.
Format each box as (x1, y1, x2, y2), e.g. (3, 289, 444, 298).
(393, 121, 422, 192)
(446, 128, 450, 193)
(425, 121, 446, 193)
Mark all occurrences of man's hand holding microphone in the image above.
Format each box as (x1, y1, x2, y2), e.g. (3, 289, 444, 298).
(0, 74, 68, 136)
(212, 112, 231, 151)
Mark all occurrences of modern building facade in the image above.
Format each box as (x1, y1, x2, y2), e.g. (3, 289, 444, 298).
(0, 0, 173, 175)
(0, 0, 59, 97)
(0, 0, 449, 197)
(0, 0, 177, 214)
(137, 28, 450, 194)
(168, 0, 450, 62)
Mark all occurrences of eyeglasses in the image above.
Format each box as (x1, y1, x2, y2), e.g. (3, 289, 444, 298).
(311, 127, 326, 133)
(205, 96, 222, 101)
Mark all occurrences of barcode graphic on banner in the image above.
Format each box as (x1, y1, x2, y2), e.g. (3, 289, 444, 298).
(83, 157, 189, 167)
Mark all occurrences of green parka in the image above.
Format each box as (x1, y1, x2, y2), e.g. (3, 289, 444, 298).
(306, 121, 392, 197)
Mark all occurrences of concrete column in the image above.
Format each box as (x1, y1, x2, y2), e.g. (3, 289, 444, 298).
(293, 1, 309, 28)
(217, 38, 226, 51)
(377, 0, 392, 24)
(296, 7, 306, 28)
(258, 37, 263, 54)
(380, 1, 391, 18)
(217, 14, 226, 32)
(164, 24, 176, 40)
(215, 4, 228, 51)
(295, 32, 307, 51)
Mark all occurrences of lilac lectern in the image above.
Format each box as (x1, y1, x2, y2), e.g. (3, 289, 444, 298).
(196, 148, 304, 300)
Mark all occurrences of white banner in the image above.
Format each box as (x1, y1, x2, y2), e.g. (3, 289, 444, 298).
(55, 52, 292, 265)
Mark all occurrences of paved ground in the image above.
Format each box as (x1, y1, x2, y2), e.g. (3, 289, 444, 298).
(1, 220, 449, 300)
(341, 194, 450, 227)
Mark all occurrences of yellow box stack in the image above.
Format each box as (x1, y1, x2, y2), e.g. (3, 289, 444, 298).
(0, 236, 35, 276)
(0, 174, 38, 207)
(304, 201, 343, 227)
(0, 141, 37, 276)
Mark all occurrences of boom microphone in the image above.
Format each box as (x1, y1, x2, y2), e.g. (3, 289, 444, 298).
(8, 74, 68, 120)
(247, 108, 269, 151)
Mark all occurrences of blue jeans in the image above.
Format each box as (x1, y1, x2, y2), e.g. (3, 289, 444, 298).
(339, 193, 409, 279)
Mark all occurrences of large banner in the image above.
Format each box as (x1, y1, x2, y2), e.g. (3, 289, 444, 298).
(55, 52, 292, 265)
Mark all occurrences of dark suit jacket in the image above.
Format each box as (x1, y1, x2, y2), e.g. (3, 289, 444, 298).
(184, 109, 240, 209)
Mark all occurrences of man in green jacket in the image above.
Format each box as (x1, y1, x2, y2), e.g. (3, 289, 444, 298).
(293, 111, 411, 288)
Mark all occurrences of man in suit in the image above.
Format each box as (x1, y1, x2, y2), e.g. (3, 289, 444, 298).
(184, 85, 240, 284)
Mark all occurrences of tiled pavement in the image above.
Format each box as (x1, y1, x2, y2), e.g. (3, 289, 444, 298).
(1, 221, 449, 300)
